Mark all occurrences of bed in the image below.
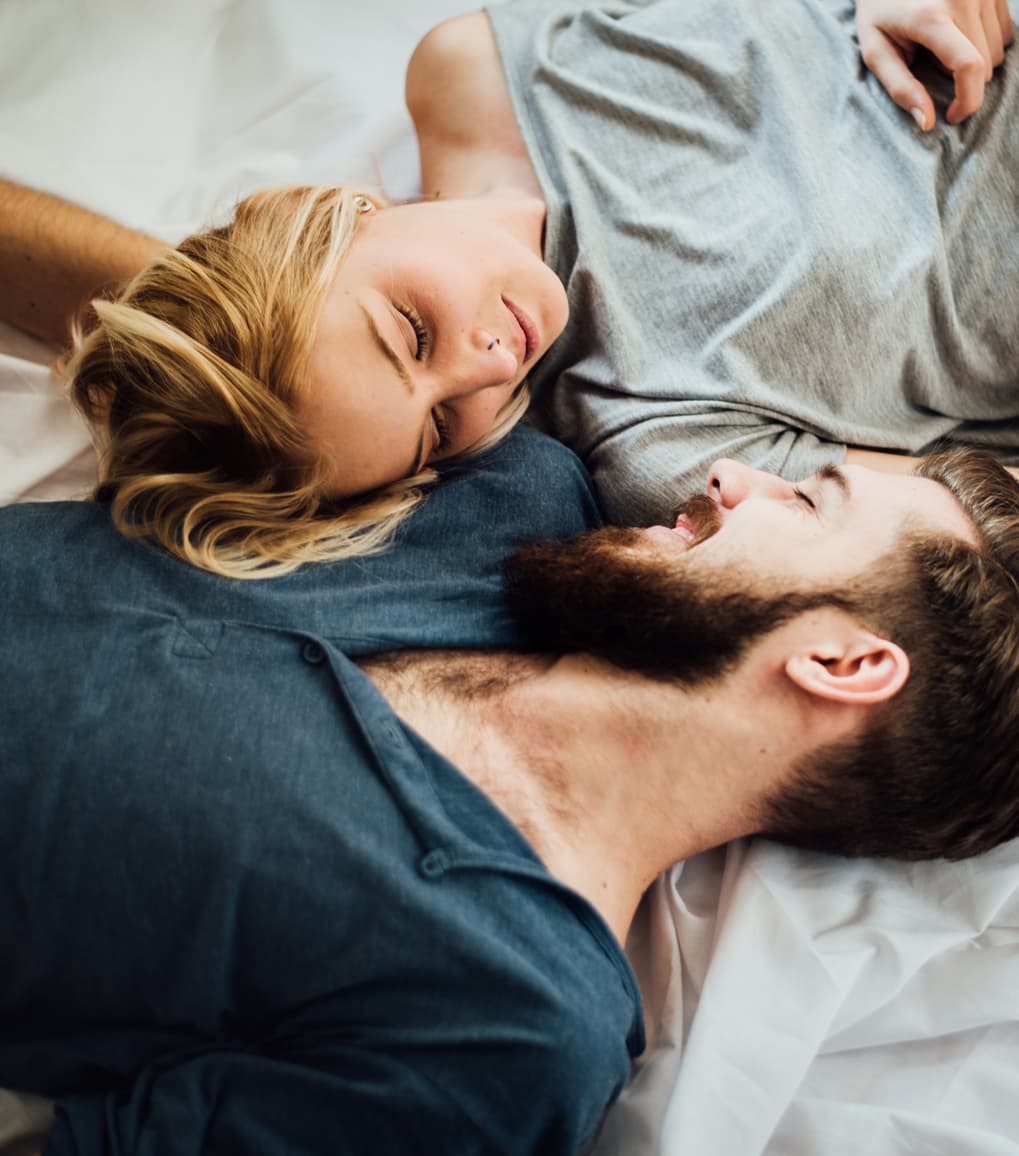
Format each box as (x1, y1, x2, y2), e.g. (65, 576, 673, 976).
(2, 1, 1018, 1153)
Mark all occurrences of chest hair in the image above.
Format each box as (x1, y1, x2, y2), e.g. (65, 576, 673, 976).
(356, 650, 563, 852)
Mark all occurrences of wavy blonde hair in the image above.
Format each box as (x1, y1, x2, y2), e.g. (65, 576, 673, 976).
(67, 185, 528, 579)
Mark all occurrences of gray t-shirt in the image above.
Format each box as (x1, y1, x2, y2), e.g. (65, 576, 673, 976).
(488, 0, 1019, 523)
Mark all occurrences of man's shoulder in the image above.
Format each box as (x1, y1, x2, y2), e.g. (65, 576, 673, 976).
(422, 423, 600, 532)
(0, 426, 601, 652)
(0, 498, 128, 584)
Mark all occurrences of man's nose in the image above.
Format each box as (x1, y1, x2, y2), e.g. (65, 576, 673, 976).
(706, 458, 793, 508)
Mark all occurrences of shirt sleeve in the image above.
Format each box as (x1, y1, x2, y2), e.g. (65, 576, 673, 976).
(47, 1050, 491, 1156)
(583, 406, 848, 525)
(44, 1038, 612, 1156)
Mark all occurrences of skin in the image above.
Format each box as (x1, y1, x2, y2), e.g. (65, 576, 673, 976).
(0, 1, 1011, 496)
(1, 2, 1005, 348)
(855, 0, 1013, 129)
(301, 194, 568, 497)
(362, 2, 1018, 494)
(300, 0, 1013, 498)
(643, 457, 980, 579)
(0, 178, 162, 347)
(370, 459, 980, 941)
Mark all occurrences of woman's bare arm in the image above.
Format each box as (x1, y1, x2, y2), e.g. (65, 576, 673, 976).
(0, 179, 164, 347)
(406, 13, 542, 202)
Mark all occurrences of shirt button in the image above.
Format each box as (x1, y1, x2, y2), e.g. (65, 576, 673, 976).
(301, 641, 326, 665)
(381, 722, 400, 743)
(419, 850, 449, 878)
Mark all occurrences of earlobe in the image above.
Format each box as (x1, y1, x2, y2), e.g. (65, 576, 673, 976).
(785, 635, 910, 705)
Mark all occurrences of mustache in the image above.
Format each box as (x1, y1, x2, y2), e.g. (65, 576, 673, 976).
(672, 493, 722, 546)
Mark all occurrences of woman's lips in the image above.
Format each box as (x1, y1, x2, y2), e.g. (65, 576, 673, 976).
(502, 296, 538, 364)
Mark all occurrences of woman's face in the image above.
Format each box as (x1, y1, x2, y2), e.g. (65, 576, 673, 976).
(302, 195, 569, 497)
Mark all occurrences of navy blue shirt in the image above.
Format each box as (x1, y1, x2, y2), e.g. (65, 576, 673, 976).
(0, 427, 644, 1156)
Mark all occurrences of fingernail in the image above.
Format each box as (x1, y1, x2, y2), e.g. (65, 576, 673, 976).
(910, 106, 927, 130)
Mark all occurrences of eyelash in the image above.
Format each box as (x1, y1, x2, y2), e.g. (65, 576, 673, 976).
(793, 486, 816, 512)
(432, 407, 451, 454)
(397, 303, 431, 360)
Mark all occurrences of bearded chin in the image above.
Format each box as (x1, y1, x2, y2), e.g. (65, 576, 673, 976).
(504, 527, 804, 687)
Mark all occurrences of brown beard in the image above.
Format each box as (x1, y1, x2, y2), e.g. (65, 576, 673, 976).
(505, 502, 839, 686)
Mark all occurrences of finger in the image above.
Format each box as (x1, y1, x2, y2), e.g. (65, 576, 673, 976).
(949, 49, 987, 119)
(858, 28, 936, 129)
(954, 4, 994, 78)
(996, 0, 1014, 47)
(914, 18, 988, 119)
(982, 0, 1006, 63)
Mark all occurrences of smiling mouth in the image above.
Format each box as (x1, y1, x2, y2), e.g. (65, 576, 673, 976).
(502, 296, 538, 363)
(645, 503, 721, 552)
(645, 518, 696, 551)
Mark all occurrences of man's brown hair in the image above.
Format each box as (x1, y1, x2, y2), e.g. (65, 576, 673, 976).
(766, 448, 1019, 860)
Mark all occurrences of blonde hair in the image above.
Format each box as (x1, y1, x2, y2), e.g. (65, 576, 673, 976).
(67, 185, 528, 579)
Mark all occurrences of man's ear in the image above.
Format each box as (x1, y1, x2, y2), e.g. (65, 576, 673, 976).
(784, 630, 909, 705)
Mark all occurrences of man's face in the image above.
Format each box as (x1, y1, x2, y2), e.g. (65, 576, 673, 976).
(646, 459, 978, 585)
(506, 459, 978, 683)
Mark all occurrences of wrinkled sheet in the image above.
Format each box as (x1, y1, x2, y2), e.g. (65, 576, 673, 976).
(601, 841, 1019, 1155)
(1, 2, 1017, 1153)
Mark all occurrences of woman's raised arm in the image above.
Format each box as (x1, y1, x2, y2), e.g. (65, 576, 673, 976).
(406, 13, 542, 202)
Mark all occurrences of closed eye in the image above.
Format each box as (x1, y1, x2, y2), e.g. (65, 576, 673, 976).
(793, 485, 816, 512)
(397, 303, 431, 360)
(432, 407, 451, 455)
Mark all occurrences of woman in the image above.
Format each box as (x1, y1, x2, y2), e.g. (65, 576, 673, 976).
(68, 185, 564, 575)
(3, 0, 1012, 576)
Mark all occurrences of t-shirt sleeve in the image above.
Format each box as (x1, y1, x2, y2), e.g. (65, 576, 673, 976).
(489, 0, 1019, 525)
(581, 405, 848, 525)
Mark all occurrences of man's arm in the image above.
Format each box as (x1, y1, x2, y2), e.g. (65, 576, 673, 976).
(844, 446, 918, 473)
(855, 0, 1013, 130)
(46, 1043, 588, 1156)
(0, 179, 164, 347)
(845, 446, 1019, 482)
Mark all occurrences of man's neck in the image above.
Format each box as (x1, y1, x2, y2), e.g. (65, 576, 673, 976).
(359, 650, 796, 945)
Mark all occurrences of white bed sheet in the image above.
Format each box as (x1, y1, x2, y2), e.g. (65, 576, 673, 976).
(1, 2, 1017, 1153)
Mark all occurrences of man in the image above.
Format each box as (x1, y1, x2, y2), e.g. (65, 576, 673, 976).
(3, 1, 1017, 517)
(3, 424, 1019, 1154)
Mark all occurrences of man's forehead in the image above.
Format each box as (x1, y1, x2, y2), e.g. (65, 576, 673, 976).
(845, 465, 979, 548)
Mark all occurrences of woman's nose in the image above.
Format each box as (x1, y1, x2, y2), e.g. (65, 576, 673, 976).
(447, 328, 520, 397)
(707, 458, 792, 508)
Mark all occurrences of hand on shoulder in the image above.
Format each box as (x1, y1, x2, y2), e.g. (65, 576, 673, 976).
(854, 0, 1013, 129)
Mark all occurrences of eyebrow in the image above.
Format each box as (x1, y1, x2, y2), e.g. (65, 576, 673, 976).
(816, 462, 850, 499)
(360, 303, 414, 395)
(359, 302, 429, 477)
